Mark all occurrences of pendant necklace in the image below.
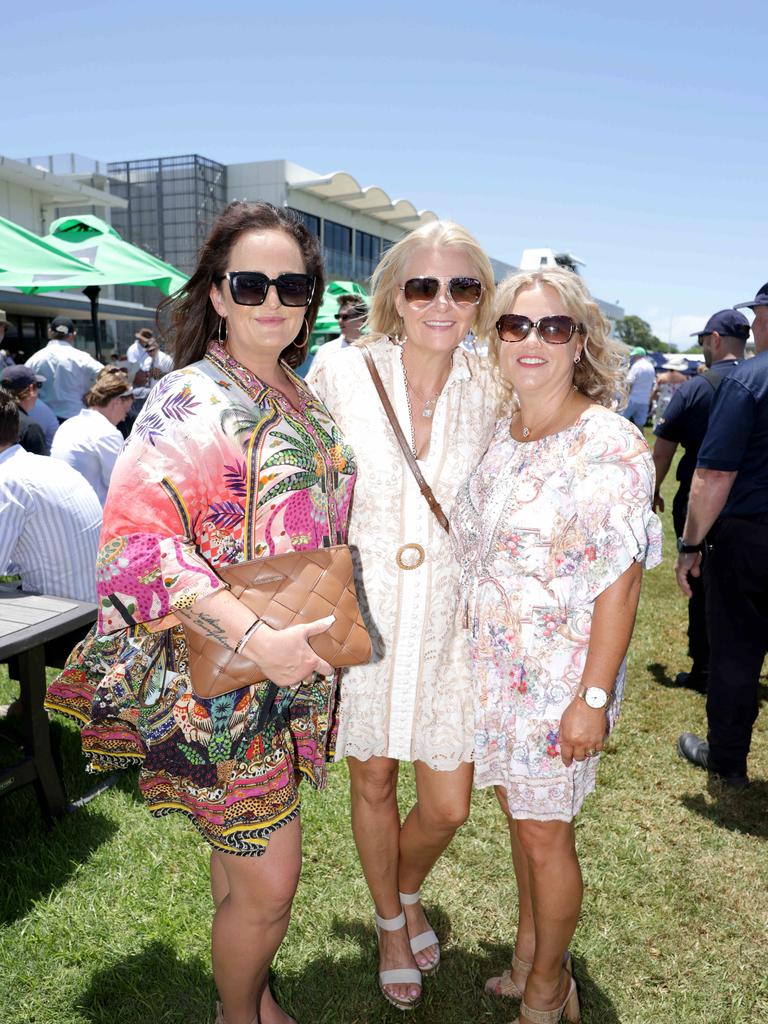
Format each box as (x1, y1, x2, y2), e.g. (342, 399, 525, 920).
(519, 386, 579, 441)
(406, 379, 441, 418)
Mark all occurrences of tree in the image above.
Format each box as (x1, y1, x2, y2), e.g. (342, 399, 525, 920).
(615, 315, 671, 352)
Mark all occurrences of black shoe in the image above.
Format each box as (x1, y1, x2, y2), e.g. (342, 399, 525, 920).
(673, 671, 708, 694)
(677, 733, 750, 789)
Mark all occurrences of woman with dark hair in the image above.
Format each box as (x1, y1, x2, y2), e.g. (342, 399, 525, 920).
(47, 201, 357, 1024)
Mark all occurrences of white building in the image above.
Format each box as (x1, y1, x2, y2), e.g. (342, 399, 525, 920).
(1, 150, 622, 353)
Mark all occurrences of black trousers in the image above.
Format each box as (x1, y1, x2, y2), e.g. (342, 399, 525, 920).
(704, 516, 768, 775)
(673, 491, 709, 674)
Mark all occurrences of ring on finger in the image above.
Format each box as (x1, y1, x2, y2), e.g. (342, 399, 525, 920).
(586, 748, 598, 757)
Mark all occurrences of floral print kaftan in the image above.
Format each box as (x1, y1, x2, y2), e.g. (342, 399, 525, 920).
(46, 341, 356, 855)
(451, 406, 661, 820)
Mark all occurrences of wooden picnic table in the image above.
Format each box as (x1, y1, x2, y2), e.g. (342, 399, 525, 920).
(0, 587, 96, 820)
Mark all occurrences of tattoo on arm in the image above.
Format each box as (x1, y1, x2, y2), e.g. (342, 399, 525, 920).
(178, 609, 233, 649)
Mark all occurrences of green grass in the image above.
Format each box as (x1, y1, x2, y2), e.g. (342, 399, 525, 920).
(1, 445, 767, 1024)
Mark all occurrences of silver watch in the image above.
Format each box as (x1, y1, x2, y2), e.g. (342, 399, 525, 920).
(576, 685, 613, 710)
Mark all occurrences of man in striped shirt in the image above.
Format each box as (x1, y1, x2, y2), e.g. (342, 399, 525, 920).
(0, 391, 101, 602)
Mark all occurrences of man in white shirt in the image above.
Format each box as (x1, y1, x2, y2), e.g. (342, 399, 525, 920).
(308, 296, 367, 375)
(125, 327, 155, 365)
(622, 346, 657, 427)
(0, 309, 14, 365)
(127, 335, 173, 421)
(25, 317, 103, 422)
(0, 391, 101, 602)
(51, 371, 133, 505)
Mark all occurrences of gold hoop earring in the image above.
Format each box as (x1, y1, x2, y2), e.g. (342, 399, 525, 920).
(218, 317, 228, 343)
(296, 320, 309, 350)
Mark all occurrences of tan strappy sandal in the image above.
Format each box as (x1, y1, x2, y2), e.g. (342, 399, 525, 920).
(399, 889, 440, 976)
(514, 974, 581, 1024)
(485, 950, 572, 999)
(375, 910, 422, 1011)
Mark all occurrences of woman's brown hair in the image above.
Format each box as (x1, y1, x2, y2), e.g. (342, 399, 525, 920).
(84, 370, 132, 408)
(159, 202, 325, 370)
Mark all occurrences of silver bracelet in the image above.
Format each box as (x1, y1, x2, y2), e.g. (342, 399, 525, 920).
(234, 617, 264, 655)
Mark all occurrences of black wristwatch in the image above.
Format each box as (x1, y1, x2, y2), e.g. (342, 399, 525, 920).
(677, 537, 704, 554)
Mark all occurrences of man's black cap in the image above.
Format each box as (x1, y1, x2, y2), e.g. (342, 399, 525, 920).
(51, 316, 76, 335)
(734, 282, 768, 311)
(689, 309, 751, 339)
(0, 365, 46, 391)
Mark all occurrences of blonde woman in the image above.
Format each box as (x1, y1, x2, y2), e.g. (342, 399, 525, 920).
(307, 221, 500, 1010)
(452, 268, 661, 1024)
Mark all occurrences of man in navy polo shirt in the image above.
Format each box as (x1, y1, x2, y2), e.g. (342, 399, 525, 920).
(652, 309, 750, 692)
(675, 282, 768, 788)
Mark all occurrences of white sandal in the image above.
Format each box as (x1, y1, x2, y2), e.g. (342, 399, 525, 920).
(399, 889, 440, 975)
(375, 910, 422, 1011)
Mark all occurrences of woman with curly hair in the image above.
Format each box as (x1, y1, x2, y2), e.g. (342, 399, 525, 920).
(452, 268, 661, 1024)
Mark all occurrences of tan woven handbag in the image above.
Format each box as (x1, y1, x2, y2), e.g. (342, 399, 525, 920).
(184, 544, 371, 699)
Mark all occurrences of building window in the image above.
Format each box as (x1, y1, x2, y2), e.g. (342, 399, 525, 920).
(355, 231, 381, 278)
(324, 221, 352, 254)
(288, 208, 320, 238)
(324, 221, 353, 278)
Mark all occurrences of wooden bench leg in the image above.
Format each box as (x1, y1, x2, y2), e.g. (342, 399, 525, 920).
(18, 645, 67, 819)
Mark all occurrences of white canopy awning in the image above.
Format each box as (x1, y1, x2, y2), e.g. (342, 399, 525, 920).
(289, 170, 437, 231)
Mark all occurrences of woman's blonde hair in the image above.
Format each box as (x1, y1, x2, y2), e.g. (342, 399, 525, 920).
(365, 220, 496, 342)
(489, 267, 629, 409)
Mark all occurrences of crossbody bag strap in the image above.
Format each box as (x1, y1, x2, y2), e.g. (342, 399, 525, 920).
(361, 346, 449, 533)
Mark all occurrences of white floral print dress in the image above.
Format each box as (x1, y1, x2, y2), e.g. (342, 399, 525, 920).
(452, 406, 662, 820)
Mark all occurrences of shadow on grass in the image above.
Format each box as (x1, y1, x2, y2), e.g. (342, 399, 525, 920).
(0, 803, 117, 924)
(681, 780, 768, 838)
(273, 916, 619, 1024)
(647, 661, 706, 693)
(78, 940, 215, 1024)
(648, 662, 768, 708)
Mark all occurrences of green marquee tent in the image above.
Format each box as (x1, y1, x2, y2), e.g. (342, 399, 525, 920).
(0, 214, 104, 291)
(29, 215, 188, 359)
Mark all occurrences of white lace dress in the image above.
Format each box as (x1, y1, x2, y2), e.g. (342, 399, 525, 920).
(307, 338, 500, 769)
(451, 407, 662, 818)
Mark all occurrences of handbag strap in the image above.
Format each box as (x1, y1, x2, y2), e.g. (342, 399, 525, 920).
(362, 346, 449, 533)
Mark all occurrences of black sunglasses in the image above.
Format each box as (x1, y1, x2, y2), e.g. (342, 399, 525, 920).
(335, 311, 365, 322)
(219, 271, 315, 307)
(401, 276, 483, 307)
(496, 314, 585, 345)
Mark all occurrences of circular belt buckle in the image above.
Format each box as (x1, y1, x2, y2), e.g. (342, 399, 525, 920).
(396, 543, 425, 570)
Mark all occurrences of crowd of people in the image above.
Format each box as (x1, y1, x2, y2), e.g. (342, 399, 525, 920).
(0, 317, 173, 599)
(0, 206, 764, 1024)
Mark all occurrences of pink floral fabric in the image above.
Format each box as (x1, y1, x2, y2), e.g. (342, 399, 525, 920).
(46, 341, 357, 855)
(451, 406, 662, 820)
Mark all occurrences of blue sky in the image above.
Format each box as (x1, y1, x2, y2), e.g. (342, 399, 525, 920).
(6, 0, 766, 347)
